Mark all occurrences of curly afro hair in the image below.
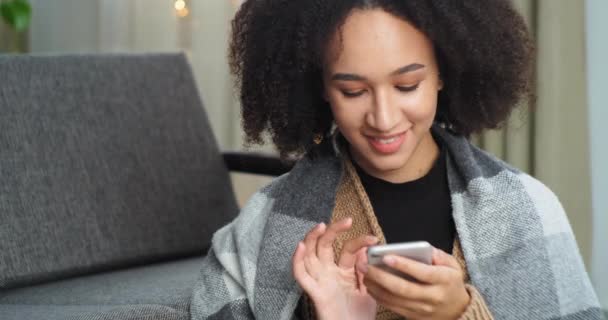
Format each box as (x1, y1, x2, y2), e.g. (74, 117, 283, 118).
(229, 0, 534, 158)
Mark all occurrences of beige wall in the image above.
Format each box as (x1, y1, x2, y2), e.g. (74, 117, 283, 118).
(535, 0, 592, 266)
(30, 0, 99, 52)
(586, 0, 608, 308)
(477, 0, 594, 268)
(27, 0, 600, 282)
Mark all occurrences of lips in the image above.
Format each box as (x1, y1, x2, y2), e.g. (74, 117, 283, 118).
(367, 131, 407, 154)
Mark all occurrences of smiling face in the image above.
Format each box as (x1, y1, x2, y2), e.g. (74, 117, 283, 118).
(323, 8, 443, 183)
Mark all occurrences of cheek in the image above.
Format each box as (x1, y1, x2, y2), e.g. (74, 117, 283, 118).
(329, 98, 365, 129)
(402, 89, 438, 124)
(331, 106, 359, 132)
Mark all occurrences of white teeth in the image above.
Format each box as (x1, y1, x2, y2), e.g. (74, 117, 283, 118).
(375, 137, 397, 144)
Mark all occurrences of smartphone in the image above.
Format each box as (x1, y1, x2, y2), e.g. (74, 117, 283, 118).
(366, 241, 433, 280)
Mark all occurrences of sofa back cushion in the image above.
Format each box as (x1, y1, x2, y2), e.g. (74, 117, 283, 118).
(0, 53, 239, 289)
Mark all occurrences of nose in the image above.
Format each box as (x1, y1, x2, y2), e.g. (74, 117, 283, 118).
(366, 89, 400, 132)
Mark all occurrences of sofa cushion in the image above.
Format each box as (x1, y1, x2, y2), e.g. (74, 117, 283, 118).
(0, 54, 238, 289)
(0, 303, 189, 320)
(0, 256, 203, 320)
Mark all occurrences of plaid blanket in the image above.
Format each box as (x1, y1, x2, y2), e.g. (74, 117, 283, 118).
(190, 124, 604, 320)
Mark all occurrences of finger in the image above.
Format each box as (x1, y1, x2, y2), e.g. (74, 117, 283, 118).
(379, 285, 443, 319)
(302, 224, 325, 279)
(364, 266, 444, 316)
(303, 250, 323, 280)
(316, 218, 352, 263)
(382, 255, 447, 284)
(357, 267, 366, 293)
(355, 247, 369, 266)
(365, 279, 394, 306)
(432, 247, 461, 270)
(303, 223, 326, 258)
(338, 235, 378, 268)
(355, 248, 369, 292)
(364, 265, 431, 302)
(292, 242, 318, 294)
(380, 296, 434, 319)
(364, 278, 422, 318)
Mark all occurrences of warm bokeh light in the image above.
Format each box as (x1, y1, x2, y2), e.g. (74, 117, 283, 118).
(174, 0, 189, 18)
(174, 0, 186, 11)
(176, 7, 189, 18)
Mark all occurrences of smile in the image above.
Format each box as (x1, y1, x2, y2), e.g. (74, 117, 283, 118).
(367, 131, 407, 154)
(373, 136, 399, 144)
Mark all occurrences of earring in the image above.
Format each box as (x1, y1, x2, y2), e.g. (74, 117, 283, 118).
(313, 133, 324, 145)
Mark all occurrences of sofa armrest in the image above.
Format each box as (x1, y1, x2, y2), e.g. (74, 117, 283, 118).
(222, 151, 294, 176)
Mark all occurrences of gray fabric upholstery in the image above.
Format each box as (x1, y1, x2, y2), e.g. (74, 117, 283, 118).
(0, 256, 203, 320)
(0, 53, 239, 290)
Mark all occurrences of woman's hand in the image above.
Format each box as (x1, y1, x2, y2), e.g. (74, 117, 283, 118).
(359, 247, 470, 320)
(292, 218, 379, 320)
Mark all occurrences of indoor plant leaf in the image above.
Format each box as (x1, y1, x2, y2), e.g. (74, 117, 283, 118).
(0, 0, 31, 32)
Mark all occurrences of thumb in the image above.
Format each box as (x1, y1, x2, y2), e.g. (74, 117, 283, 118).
(355, 247, 369, 265)
(355, 248, 369, 292)
(338, 235, 377, 268)
(432, 248, 460, 270)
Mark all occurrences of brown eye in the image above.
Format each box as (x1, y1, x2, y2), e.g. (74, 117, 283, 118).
(341, 90, 365, 98)
(396, 84, 420, 92)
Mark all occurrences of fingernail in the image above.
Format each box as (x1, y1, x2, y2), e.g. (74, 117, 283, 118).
(317, 223, 325, 230)
(367, 236, 378, 243)
(357, 262, 368, 273)
(383, 256, 396, 266)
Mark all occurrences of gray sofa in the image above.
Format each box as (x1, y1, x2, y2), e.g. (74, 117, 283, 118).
(0, 53, 288, 320)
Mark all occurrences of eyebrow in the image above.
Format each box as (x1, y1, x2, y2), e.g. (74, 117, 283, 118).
(331, 63, 425, 82)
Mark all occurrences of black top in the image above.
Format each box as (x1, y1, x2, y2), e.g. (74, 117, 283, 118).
(354, 143, 456, 254)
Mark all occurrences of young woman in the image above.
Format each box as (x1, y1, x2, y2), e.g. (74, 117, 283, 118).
(191, 1, 604, 319)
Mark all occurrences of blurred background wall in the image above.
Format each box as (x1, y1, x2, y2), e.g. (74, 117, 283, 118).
(4, 0, 605, 308)
(587, 0, 608, 309)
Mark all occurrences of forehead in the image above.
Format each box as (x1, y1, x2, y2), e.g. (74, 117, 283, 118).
(324, 9, 436, 73)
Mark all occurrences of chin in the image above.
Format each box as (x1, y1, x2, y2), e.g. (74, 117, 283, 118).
(371, 156, 409, 173)
(361, 148, 413, 175)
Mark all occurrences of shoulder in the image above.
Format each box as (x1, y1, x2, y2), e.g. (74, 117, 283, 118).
(221, 173, 291, 236)
(467, 145, 573, 235)
(468, 142, 569, 223)
(440, 129, 572, 233)
(214, 146, 344, 238)
(207, 178, 284, 262)
(511, 171, 573, 235)
(470, 143, 569, 230)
